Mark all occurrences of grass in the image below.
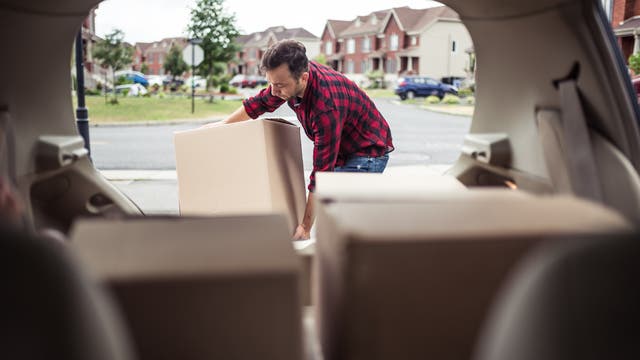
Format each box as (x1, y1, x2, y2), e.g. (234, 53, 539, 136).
(74, 95, 243, 124)
(364, 88, 396, 98)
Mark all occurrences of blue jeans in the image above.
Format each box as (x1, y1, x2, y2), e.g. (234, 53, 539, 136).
(334, 154, 389, 173)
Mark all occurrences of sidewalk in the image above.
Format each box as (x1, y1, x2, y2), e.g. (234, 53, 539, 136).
(101, 164, 453, 215)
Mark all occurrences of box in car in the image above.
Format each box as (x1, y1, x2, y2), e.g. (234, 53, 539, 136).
(315, 170, 466, 202)
(313, 190, 632, 360)
(173, 118, 306, 234)
(70, 214, 302, 360)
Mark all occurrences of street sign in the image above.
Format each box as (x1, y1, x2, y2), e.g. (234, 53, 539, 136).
(182, 44, 204, 66)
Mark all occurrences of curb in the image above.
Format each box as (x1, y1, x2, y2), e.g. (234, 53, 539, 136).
(100, 165, 451, 182)
(90, 117, 225, 128)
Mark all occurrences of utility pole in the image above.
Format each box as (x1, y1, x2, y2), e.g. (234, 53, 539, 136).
(188, 38, 203, 114)
(75, 30, 91, 159)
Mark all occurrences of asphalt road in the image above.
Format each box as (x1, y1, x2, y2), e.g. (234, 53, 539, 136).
(89, 98, 471, 171)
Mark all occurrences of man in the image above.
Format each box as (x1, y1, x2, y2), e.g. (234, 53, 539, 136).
(211, 40, 394, 240)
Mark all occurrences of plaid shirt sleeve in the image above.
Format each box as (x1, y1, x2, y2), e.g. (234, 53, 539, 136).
(308, 108, 343, 192)
(242, 86, 286, 119)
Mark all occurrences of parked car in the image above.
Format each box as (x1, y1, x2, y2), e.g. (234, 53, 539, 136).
(394, 76, 458, 100)
(248, 75, 268, 88)
(146, 75, 164, 87)
(114, 70, 149, 87)
(115, 83, 148, 96)
(187, 75, 207, 89)
(632, 75, 640, 101)
(229, 74, 267, 88)
(163, 76, 185, 91)
(229, 74, 249, 88)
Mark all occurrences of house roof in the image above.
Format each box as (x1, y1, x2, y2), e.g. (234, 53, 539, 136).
(340, 9, 392, 37)
(334, 5, 459, 39)
(408, 6, 460, 34)
(235, 34, 252, 45)
(614, 16, 640, 36)
(241, 26, 319, 48)
(326, 20, 351, 38)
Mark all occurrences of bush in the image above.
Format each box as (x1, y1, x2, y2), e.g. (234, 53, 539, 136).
(85, 88, 101, 96)
(458, 87, 474, 98)
(630, 53, 640, 75)
(442, 94, 461, 104)
(116, 75, 133, 86)
(219, 83, 230, 93)
(226, 87, 237, 94)
(466, 96, 476, 105)
(157, 92, 166, 99)
(425, 95, 441, 104)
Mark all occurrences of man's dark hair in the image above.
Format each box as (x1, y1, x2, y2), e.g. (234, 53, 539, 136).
(260, 40, 309, 80)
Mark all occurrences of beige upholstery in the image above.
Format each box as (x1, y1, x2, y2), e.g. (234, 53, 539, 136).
(536, 108, 640, 223)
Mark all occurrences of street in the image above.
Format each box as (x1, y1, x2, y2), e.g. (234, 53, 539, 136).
(90, 98, 471, 171)
(91, 97, 471, 214)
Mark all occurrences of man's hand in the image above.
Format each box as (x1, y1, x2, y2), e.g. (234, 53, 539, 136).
(292, 224, 310, 240)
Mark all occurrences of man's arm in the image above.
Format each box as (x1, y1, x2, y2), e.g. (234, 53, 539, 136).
(293, 192, 314, 240)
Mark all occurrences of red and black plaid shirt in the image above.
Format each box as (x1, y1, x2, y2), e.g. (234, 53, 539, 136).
(243, 61, 394, 191)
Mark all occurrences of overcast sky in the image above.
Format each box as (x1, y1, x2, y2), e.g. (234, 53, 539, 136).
(94, 0, 442, 44)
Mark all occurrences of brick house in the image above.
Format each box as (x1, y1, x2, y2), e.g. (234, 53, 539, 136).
(132, 37, 188, 75)
(320, 5, 472, 86)
(230, 26, 320, 75)
(610, 0, 640, 63)
(77, 7, 110, 88)
(322, 20, 352, 71)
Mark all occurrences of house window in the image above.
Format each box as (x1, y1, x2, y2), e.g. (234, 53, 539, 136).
(346, 60, 354, 73)
(158, 55, 163, 64)
(390, 34, 399, 51)
(362, 37, 371, 53)
(386, 58, 397, 73)
(347, 39, 356, 54)
(325, 41, 333, 55)
(249, 49, 256, 59)
(411, 36, 417, 46)
(361, 60, 368, 73)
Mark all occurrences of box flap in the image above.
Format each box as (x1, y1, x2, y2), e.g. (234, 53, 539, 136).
(70, 214, 299, 281)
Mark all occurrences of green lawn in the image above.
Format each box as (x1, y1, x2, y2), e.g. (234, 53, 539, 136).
(74, 95, 243, 124)
(74, 89, 401, 124)
(364, 88, 396, 99)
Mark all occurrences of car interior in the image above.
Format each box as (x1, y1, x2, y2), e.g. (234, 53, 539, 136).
(1, 0, 639, 359)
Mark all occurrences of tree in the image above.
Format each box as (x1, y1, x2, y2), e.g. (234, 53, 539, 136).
(92, 29, 133, 103)
(314, 53, 327, 65)
(140, 62, 149, 74)
(163, 45, 188, 83)
(187, 0, 240, 87)
(629, 53, 640, 75)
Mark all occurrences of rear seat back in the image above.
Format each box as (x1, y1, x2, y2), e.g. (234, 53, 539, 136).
(0, 225, 134, 360)
(474, 233, 640, 360)
(313, 186, 632, 360)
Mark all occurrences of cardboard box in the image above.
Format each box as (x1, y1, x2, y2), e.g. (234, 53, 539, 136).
(70, 214, 302, 360)
(315, 170, 466, 202)
(174, 118, 306, 233)
(314, 190, 632, 360)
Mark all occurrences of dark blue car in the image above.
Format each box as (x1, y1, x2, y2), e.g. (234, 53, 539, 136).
(394, 76, 458, 100)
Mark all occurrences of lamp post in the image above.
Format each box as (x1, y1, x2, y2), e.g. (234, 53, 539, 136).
(189, 38, 203, 114)
(75, 30, 91, 159)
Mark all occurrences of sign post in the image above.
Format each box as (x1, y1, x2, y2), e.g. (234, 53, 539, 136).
(183, 40, 204, 114)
